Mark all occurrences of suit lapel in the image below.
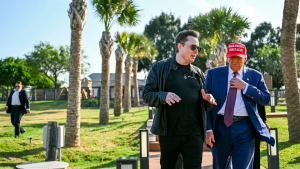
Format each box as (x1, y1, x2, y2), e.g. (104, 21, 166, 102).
(219, 66, 229, 108)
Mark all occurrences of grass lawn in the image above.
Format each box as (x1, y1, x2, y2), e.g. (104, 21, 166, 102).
(0, 100, 148, 169)
(260, 117, 300, 169)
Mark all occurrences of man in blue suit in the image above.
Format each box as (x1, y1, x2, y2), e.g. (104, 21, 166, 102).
(205, 43, 275, 169)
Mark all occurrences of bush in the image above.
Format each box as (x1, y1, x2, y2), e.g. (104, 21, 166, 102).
(87, 98, 99, 107)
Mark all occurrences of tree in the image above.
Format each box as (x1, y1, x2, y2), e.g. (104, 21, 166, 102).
(123, 33, 136, 113)
(0, 57, 31, 88)
(25, 42, 70, 88)
(243, 22, 281, 72)
(256, 44, 284, 89)
(114, 31, 127, 116)
(191, 7, 250, 67)
(91, 0, 141, 125)
(144, 12, 181, 61)
(281, 0, 300, 143)
(132, 34, 157, 107)
(65, 0, 87, 147)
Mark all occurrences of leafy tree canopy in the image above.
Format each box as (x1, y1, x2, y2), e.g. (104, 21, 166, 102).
(25, 41, 90, 88)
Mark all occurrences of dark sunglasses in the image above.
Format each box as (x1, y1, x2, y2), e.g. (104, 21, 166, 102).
(15, 86, 20, 87)
(181, 43, 201, 52)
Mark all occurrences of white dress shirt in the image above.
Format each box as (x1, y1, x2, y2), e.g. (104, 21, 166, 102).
(217, 66, 249, 116)
(11, 89, 21, 105)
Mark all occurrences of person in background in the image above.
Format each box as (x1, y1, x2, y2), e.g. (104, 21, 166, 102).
(4, 81, 30, 138)
(253, 104, 270, 169)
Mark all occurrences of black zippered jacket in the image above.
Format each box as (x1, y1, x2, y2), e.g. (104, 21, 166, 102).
(142, 56, 213, 139)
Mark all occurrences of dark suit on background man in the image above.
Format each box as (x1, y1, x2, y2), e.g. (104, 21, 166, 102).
(205, 43, 275, 169)
(253, 104, 270, 169)
(5, 82, 30, 138)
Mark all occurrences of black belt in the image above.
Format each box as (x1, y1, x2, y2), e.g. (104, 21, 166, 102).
(216, 114, 249, 122)
(12, 105, 22, 107)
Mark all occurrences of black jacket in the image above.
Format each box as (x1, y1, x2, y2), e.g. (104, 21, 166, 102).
(6, 89, 30, 114)
(142, 56, 213, 138)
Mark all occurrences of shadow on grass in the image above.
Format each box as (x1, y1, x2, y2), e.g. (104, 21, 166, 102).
(288, 155, 300, 164)
(0, 147, 44, 159)
(88, 153, 140, 169)
(0, 163, 17, 168)
(261, 141, 294, 158)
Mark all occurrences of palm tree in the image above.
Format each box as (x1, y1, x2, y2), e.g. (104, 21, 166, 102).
(191, 7, 250, 68)
(65, 0, 87, 147)
(132, 34, 157, 107)
(91, 0, 141, 124)
(281, 0, 300, 143)
(114, 31, 127, 116)
(123, 33, 136, 113)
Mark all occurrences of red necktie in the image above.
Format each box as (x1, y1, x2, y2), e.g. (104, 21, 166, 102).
(224, 72, 238, 127)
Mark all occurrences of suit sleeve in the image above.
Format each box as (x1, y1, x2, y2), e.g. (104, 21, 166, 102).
(142, 64, 168, 107)
(24, 90, 30, 110)
(6, 90, 13, 107)
(205, 70, 213, 131)
(244, 73, 271, 106)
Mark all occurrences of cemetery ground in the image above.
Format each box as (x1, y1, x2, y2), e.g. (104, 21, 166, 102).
(0, 99, 298, 168)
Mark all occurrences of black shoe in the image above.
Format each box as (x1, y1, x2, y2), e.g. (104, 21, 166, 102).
(20, 129, 26, 134)
(15, 135, 19, 138)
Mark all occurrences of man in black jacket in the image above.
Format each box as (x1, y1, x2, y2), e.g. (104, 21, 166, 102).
(4, 81, 30, 138)
(143, 30, 216, 168)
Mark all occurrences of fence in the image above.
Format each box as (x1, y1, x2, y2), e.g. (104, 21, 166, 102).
(0, 87, 91, 101)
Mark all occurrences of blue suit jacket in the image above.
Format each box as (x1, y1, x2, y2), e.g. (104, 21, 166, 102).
(206, 65, 275, 146)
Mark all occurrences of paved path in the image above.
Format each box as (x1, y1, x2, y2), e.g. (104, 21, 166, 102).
(150, 151, 266, 169)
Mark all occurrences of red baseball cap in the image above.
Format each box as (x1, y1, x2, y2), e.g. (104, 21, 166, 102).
(226, 43, 247, 58)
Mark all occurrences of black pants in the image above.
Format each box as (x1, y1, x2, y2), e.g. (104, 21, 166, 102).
(159, 129, 203, 169)
(253, 140, 261, 169)
(10, 106, 25, 137)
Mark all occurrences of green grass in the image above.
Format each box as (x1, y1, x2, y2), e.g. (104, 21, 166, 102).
(0, 100, 148, 169)
(265, 98, 287, 113)
(260, 117, 300, 169)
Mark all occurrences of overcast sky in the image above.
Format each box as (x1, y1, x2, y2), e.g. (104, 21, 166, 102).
(1, 0, 299, 84)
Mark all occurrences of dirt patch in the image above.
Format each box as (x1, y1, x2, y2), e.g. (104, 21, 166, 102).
(8, 157, 26, 163)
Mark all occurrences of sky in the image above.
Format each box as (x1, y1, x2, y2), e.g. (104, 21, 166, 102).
(1, 0, 300, 85)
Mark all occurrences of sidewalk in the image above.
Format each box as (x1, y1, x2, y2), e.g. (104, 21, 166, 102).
(149, 151, 213, 169)
(149, 151, 266, 169)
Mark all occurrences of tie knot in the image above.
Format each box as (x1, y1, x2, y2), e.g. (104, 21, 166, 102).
(233, 72, 238, 77)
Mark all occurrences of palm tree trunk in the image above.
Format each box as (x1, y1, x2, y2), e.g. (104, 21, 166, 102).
(132, 58, 139, 107)
(114, 47, 124, 116)
(281, 0, 300, 143)
(65, 0, 87, 147)
(99, 31, 113, 125)
(124, 54, 133, 113)
(66, 28, 82, 147)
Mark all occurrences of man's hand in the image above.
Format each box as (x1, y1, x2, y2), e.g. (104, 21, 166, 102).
(165, 92, 181, 106)
(201, 89, 217, 105)
(264, 121, 270, 130)
(206, 131, 215, 147)
(230, 78, 247, 90)
(4, 107, 7, 111)
(27, 110, 30, 114)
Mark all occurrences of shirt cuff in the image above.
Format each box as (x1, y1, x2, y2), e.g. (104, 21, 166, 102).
(243, 84, 249, 94)
(206, 130, 213, 132)
(5, 106, 8, 108)
(26, 109, 30, 111)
